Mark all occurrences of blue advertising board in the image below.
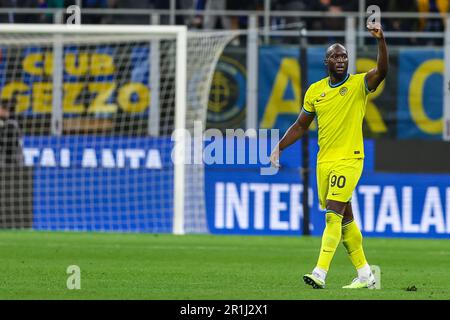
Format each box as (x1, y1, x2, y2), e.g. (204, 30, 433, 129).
(257, 46, 445, 139)
(205, 168, 450, 238)
(20, 135, 450, 238)
(397, 49, 444, 139)
(258, 46, 325, 136)
(1, 45, 446, 139)
(204, 137, 450, 239)
(23, 136, 174, 232)
(0, 45, 151, 116)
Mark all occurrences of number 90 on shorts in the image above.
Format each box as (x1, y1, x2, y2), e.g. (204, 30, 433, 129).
(317, 158, 364, 210)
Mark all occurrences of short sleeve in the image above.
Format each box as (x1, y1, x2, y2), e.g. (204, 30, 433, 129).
(302, 85, 315, 115)
(362, 72, 376, 94)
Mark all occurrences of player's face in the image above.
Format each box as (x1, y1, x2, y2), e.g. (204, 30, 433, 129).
(326, 47, 348, 76)
(0, 107, 10, 119)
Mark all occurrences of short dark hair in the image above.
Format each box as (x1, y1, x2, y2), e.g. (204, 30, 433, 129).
(325, 43, 347, 59)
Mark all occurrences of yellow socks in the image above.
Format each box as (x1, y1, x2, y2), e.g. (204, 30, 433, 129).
(315, 214, 370, 282)
(342, 220, 368, 270)
(316, 211, 343, 272)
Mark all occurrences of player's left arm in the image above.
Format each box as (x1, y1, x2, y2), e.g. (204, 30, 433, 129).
(365, 22, 388, 92)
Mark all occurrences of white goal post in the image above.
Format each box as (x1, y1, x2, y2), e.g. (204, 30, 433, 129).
(0, 24, 235, 234)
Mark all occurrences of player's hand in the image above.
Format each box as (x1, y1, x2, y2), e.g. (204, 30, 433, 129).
(270, 148, 281, 168)
(367, 22, 384, 39)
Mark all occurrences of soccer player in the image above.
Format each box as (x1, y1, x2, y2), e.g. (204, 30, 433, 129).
(269, 22, 388, 289)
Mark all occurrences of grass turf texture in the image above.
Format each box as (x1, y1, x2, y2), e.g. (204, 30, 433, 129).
(0, 231, 449, 300)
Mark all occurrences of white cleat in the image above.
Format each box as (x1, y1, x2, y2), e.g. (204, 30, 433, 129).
(342, 272, 376, 289)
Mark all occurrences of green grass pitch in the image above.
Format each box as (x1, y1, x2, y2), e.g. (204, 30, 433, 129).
(0, 230, 449, 300)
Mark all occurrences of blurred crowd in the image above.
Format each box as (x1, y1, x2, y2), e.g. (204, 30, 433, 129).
(0, 0, 448, 45)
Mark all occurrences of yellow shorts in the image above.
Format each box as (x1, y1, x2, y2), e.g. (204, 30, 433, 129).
(316, 158, 364, 210)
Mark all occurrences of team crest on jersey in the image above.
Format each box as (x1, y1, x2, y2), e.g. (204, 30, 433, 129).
(339, 87, 348, 96)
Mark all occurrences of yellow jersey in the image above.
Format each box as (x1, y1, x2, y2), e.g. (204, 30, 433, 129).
(303, 73, 372, 163)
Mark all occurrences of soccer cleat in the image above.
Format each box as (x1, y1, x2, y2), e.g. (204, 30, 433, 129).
(303, 273, 325, 289)
(342, 272, 376, 289)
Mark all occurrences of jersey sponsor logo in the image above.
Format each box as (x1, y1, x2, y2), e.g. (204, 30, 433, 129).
(339, 87, 348, 96)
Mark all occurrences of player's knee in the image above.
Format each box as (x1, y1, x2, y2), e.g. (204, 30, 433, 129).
(325, 213, 342, 224)
(342, 218, 353, 226)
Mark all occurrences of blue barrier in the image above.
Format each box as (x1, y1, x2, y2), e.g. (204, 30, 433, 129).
(204, 138, 450, 238)
(23, 136, 174, 233)
(21, 136, 450, 238)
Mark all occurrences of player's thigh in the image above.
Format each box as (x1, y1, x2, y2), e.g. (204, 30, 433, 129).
(316, 161, 332, 210)
(326, 158, 363, 204)
(326, 199, 347, 215)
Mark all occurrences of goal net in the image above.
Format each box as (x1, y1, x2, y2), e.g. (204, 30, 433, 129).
(0, 24, 235, 234)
